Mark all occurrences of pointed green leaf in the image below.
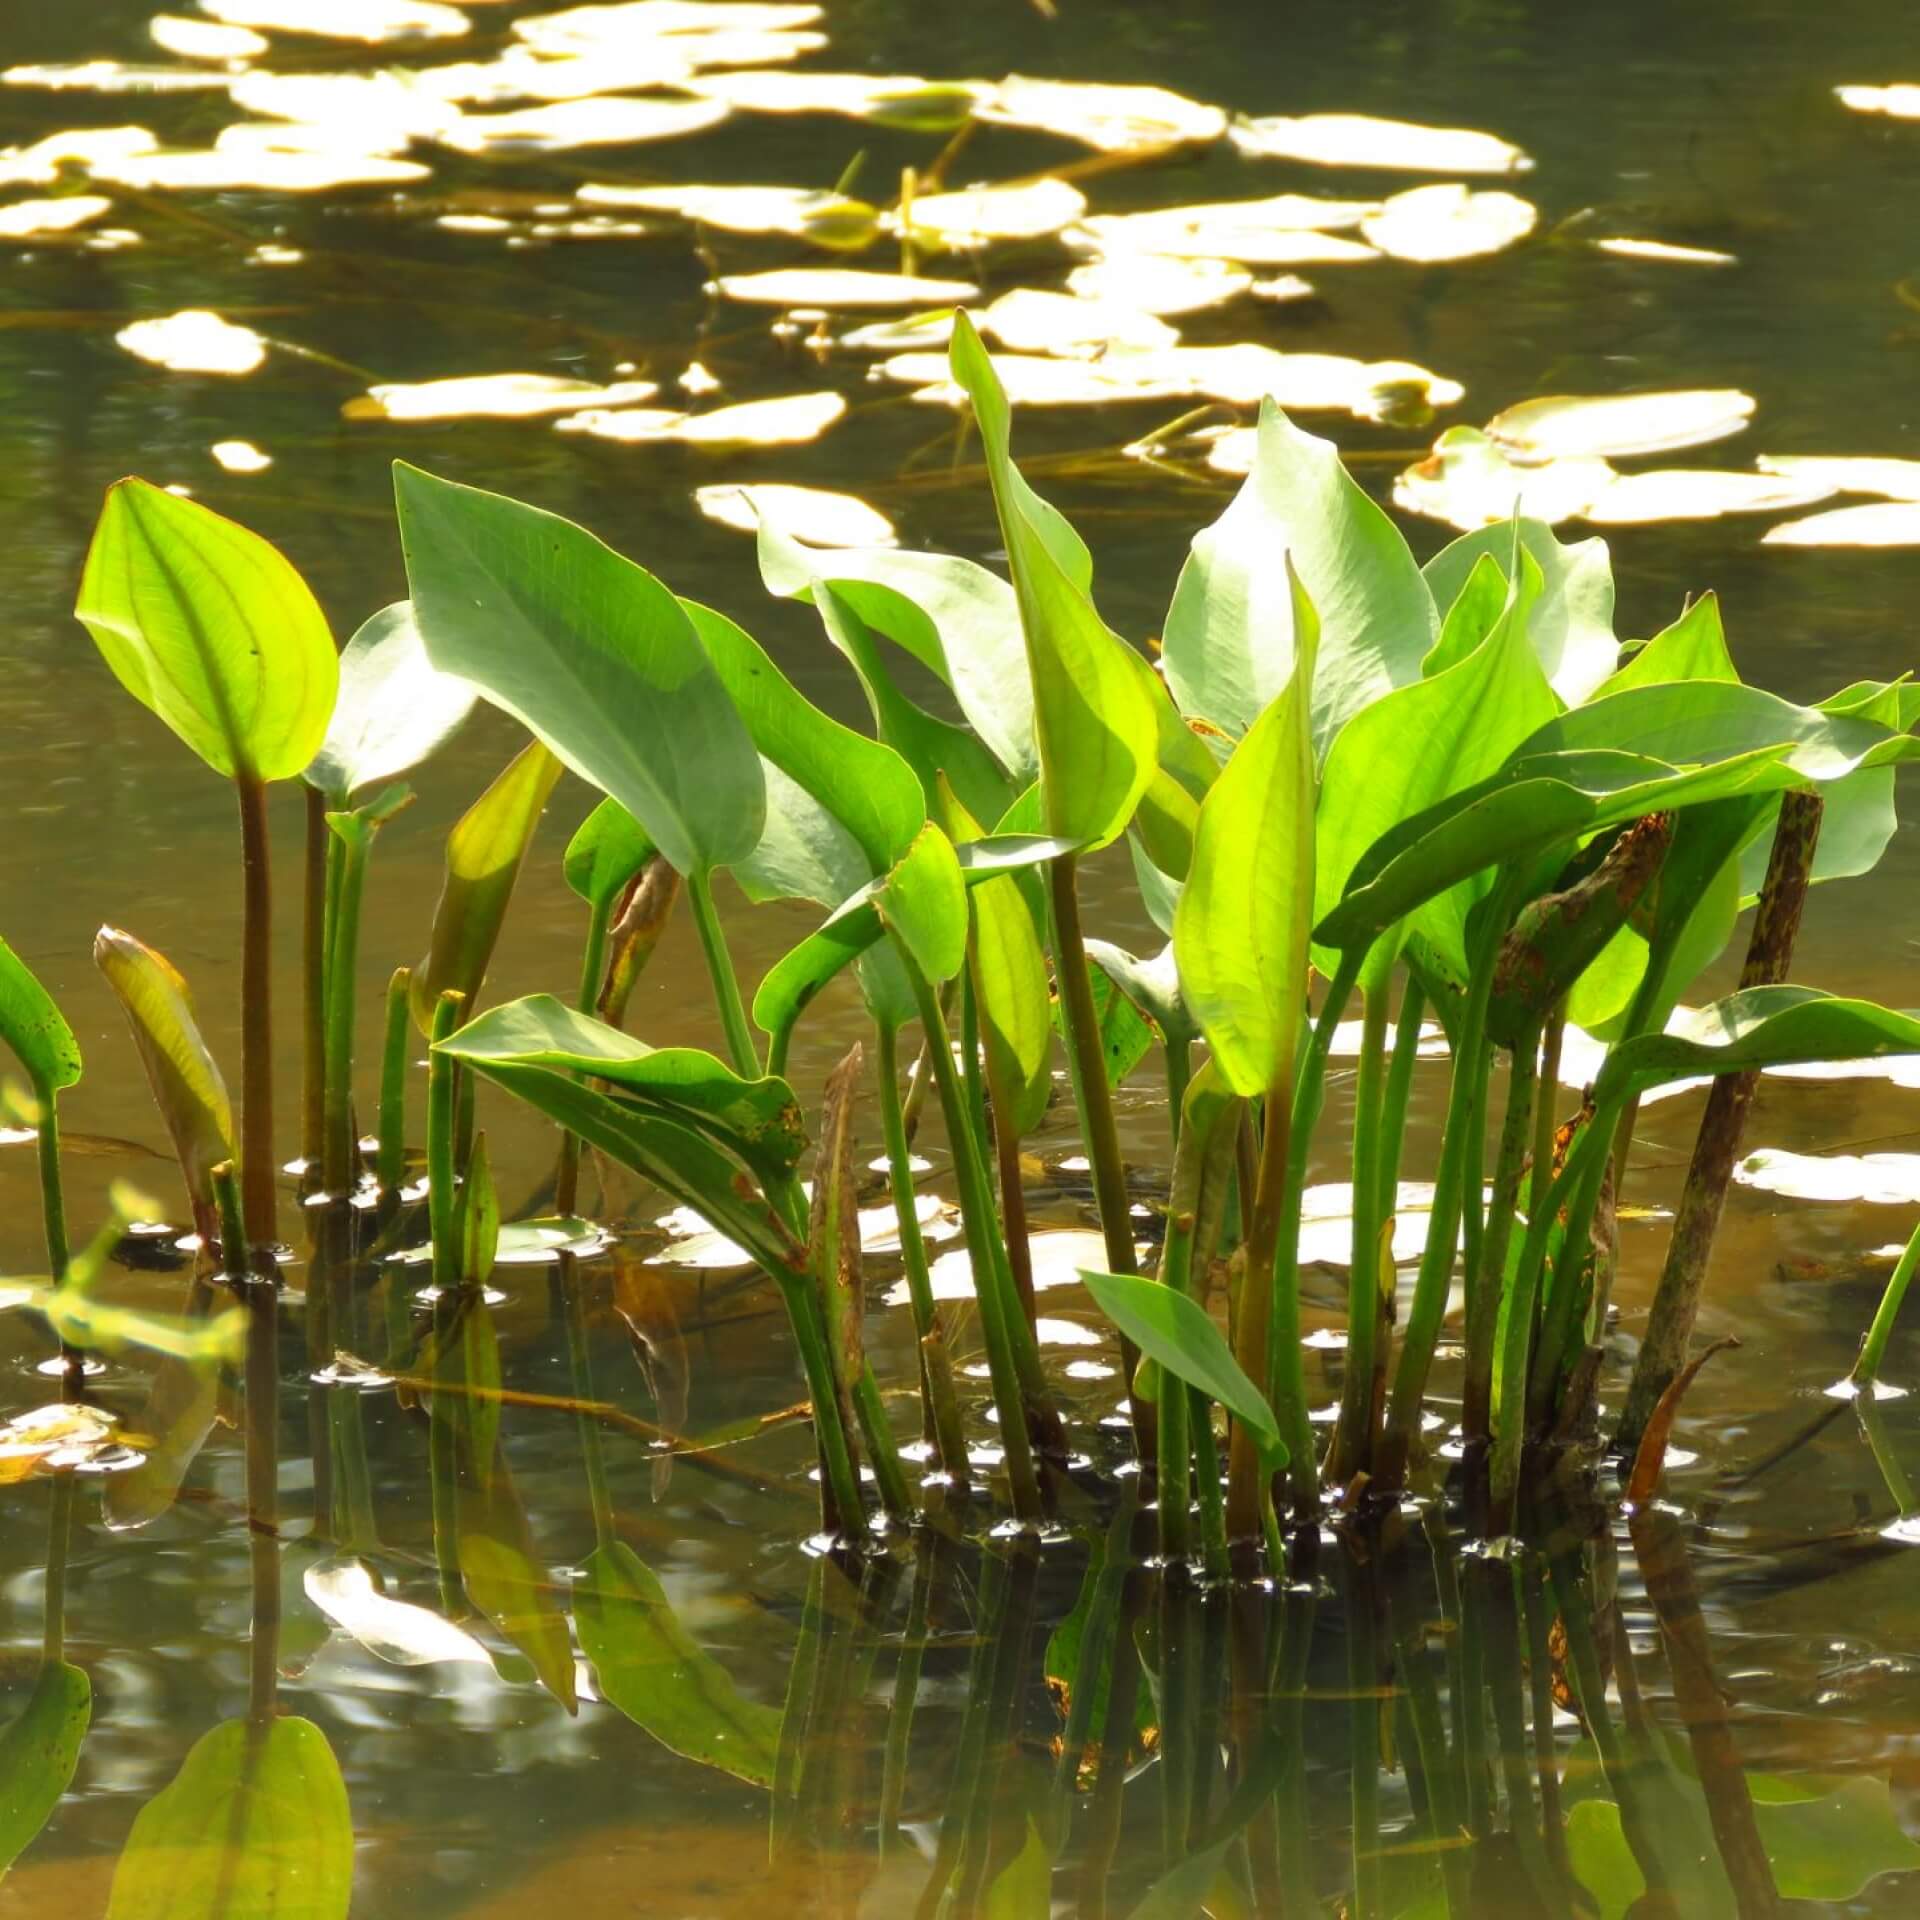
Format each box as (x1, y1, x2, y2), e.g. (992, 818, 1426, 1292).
(410, 740, 563, 1034)
(0, 939, 80, 1100)
(0, 1661, 89, 1879)
(948, 313, 1157, 848)
(1162, 397, 1434, 757)
(577, 1541, 783, 1787)
(94, 928, 234, 1236)
(1085, 940, 1193, 1047)
(76, 479, 338, 784)
(1174, 563, 1317, 1097)
(1595, 591, 1736, 700)
(1423, 549, 1512, 678)
(458, 1445, 577, 1714)
(303, 601, 475, 806)
(1423, 516, 1617, 703)
(393, 464, 764, 877)
(105, 1716, 351, 1920)
(1080, 1269, 1283, 1465)
(563, 797, 657, 914)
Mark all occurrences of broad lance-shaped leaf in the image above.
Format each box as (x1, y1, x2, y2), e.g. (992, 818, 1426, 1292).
(1594, 591, 1737, 699)
(1080, 1269, 1284, 1465)
(757, 519, 1037, 785)
(410, 740, 563, 1034)
(77, 479, 337, 783)
(1423, 515, 1617, 704)
(1314, 553, 1557, 981)
(0, 938, 80, 1102)
(458, 1442, 577, 1713)
(104, 1717, 352, 1920)
(1594, 988, 1920, 1107)
(1173, 560, 1318, 1098)
(679, 596, 925, 900)
(564, 797, 657, 914)
(576, 1542, 783, 1788)
(0, 1661, 89, 1879)
(394, 463, 765, 879)
(438, 996, 807, 1182)
(1162, 396, 1434, 759)
(94, 928, 234, 1241)
(303, 601, 476, 806)
(948, 312, 1157, 850)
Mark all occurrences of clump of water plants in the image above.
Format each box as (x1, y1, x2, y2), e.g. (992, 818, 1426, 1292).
(10, 315, 1920, 1916)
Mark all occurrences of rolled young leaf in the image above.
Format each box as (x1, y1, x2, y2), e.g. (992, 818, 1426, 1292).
(94, 928, 235, 1241)
(393, 463, 764, 879)
(947, 312, 1157, 850)
(410, 739, 563, 1034)
(76, 479, 338, 784)
(304, 601, 477, 806)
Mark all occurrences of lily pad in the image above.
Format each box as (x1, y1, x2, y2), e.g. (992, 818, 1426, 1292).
(1393, 427, 1615, 528)
(974, 76, 1226, 152)
(693, 482, 895, 546)
(1487, 388, 1755, 460)
(557, 391, 845, 446)
(1594, 235, 1736, 265)
(1756, 454, 1920, 500)
(1584, 467, 1834, 525)
(709, 266, 978, 308)
(1229, 110, 1532, 174)
(1734, 1148, 1920, 1205)
(896, 176, 1086, 245)
(0, 195, 111, 238)
(200, 0, 470, 39)
(346, 372, 659, 421)
(1360, 183, 1537, 261)
(115, 309, 266, 375)
(1063, 253, 1253, 314)
(439, 94, 730, 153)
(1763, 502, 1920, 547)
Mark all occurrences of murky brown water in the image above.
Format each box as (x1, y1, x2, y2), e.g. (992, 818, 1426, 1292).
(7, 0, 1920, 1912)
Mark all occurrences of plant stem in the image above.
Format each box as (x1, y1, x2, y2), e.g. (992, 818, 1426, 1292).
(560, 1251, 616, 1552)
(555, 891, 614, 1218)
(686, 868, 761, 1078)
(1231, 1067, 1293, 1547)
(42, 1473, 73, 1667)
(874, 1021, 967, 1482)
(426, 994, 463, 1611)
(321, 826, 370, 1199)
(302, 786, 328, 1181)
(1462, 1028, 1539, 1446)
(1855, 1223, 1920, 1390)
(1165, 1034, 1191, 1148)
(34, 1082, 77, 1377)
(1375, 979, 1426, 1220)
(236, 773, 278, 1249)
(906, 962, 1048, 1520)
(1331, 985, 1391, 1486)
(1617, 791, 1823, 1452)
(376, 968, 411, 1195)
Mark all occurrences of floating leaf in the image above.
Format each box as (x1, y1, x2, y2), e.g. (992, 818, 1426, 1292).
(902, 1227, 1139, 1306)
(693, 483, 893, 547)
(0, 1402, 120, 1484)
(1229, 111, 1532, 174)
(305, 602, 477, 805)
(95, 143, 428, 192)
(975, 77, 1225, 152)
(1756, 453, 1920, 501)
(576, 1541, 782, 1786)
(975, 288, 1179, 357)
(1733, 1148, 1920, 1204)
(150, 14, 268, 56)
(1394, 427, 1615, 529)
(1585, 468, 1833, 525)
(1081, 1269, 1283, 1462)
(1763, 502, 1920, 547)
(410, 741, 563, 1033)
(899, 177, 1086, 245)
(105, 1717, 352, 1919)
(0, 1661, 90, 1879)
(115, 309, 265, 375)
(710, 266, 978, 309)
(1069, 190, 1375, 263)
(679, 67, 978, 129)
(395, 464, 765, 879)
(440, 94, 730, 154)
(0, 195, 111, 238)
(577, 181, 876, 242)
(347, 373, 658, 422)
(1063, 254, 1252, 315)
(556, 392, 845, 447)
(1487, 389, 1755, 461)
(200, 0, 467, 36)
(210, 441, 270, 474)
(1361, 183, 1537, 261)
(1836, 83, 1920, 120)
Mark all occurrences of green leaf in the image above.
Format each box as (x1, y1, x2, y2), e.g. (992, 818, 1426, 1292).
(33, 1288, 244, 1366)
(576, 1541, 783, 1787)
(105, 1716, 351, 1919)
(563, 797, 657, 914)
(948, 313, 1157, 848)
(1749, 1771, 1920, 1900)
(410, 740, 563, 1034)
(1314, 555, 1558, 981)
(1423, 549, 1511, 678)
(458, 1443, 578, 1713)
(0, 938, 80, 1100)
(303, 601, 476, 805)
(1085, 940, 1193, 1047)
(76, 478, 338, 784)
(1423, 516, 1617, 704)
(393, 463, 764, 878)
(103, 1310, 224, 1532)
(439, 995, 806, 1181)
(1162, 397, 1434, 758)
(971, 874, 1054, 1136)
(758, 522, 1037, 784)
(93, 928, 234, 1238)
(455, 1134, 500, 1290)
(1174, 562, 1318, 1097)
(1080, 1269, 1283, 1465)
(1594, 591, 1736, 699)
(983, 1815, 1053, 1918)
(0, 1661, 89, 1879)
(1055, 960, 1157, 1090)
(878, 821, 969, 988)
(1596, 987, 1920, 1108)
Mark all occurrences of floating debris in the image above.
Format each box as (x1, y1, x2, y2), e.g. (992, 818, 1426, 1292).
(116, 309, 268, 375)
(1593, 236, 1737, 266)
(1230, 111, 1532, 175)
(211, 439, 273, 472)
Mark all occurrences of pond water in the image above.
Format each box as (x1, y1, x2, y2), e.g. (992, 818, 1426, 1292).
(7, 0, 1920, 1914)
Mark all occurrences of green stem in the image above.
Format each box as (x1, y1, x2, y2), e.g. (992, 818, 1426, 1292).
(1332, 985, 1391, 1485)
(302, 785, 328, 1181)
(1529, 1114, 1619, 1430)
(555, 891, 615, 1218)
(968, 970, 1038, 1325)
(376, 968, 411, 1195)
(879, 1545, 936, 1858)
(321, 826, 370, 1198)
(426, 994, 463, 1610)
(1191, 1390, 1229, 1581)
(905, 962, 1047, 1520)
(34, 1086, 78, 1377)
(427, 994, 463, 1297)
(852, 1366, 915, 1523)
(560, 1251, 616, 1552)
(1856, 1217, 1920, 1388)
(1375, 980, 1426, 1221)
(686, 868, 761, 1078)
(1165, 1033, 1192, 1149)
(235, 772, 278, 1249)
(781, 1270, 869, 1536)
(874, 1021, 967, 1481)
(42, 1474, 72, 1667)
(1462, 1030, 1540, 1447)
